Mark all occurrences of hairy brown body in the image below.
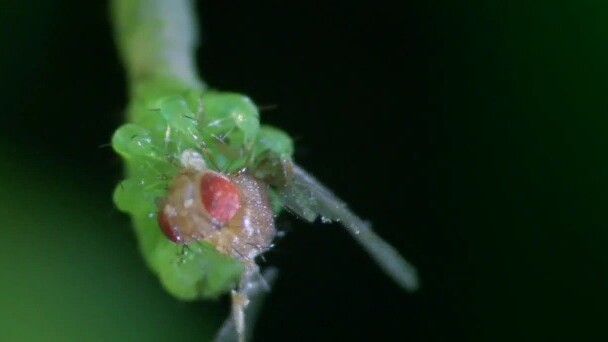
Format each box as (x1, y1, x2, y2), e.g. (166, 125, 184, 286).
(159, 169, 275, 262)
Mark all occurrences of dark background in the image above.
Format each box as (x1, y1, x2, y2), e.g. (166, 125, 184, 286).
(1, 1, 607, 341)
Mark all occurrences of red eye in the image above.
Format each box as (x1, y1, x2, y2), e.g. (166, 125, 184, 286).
(199, 172, 241, 223)
(158, 208, 182, 243)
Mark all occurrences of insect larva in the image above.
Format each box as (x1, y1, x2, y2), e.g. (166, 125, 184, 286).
(109, 2, 417, 340)
(112, 91, 418, 342)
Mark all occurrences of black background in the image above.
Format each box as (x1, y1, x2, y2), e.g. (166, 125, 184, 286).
(1, 1, 607, 341)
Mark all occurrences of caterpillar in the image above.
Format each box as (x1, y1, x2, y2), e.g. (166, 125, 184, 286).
(112, 88, 418, 341)
(110, 1, 418, 341)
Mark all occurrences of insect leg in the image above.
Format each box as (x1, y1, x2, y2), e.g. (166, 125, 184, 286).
(231, 290, 248, 342)
(280, 164, 420, 291)
(214, 268, 278, 342)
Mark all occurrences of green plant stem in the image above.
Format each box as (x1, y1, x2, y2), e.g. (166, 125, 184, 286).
(110, 0, 204, 93)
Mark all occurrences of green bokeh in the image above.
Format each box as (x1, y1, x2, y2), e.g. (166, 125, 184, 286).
(422, 2, 608, 339)
(0, 143, 224, 341)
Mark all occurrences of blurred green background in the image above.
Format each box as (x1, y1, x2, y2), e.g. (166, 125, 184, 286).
(1, 1, 607, 341)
